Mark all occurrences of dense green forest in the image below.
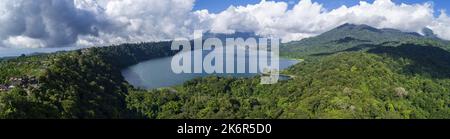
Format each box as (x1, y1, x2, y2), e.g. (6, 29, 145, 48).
(127, 51, 450, 119)
(0, 24, 449, 119)
(0, 42, 177, 118)
(125, 25, 450, 119)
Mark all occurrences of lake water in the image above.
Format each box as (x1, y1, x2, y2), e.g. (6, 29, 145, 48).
(122, 48, 299, 89)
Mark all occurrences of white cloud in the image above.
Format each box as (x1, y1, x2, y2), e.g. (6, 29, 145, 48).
(103, 0, 196, 40)
(0, 0, 449, 48)
(3, 36, 47, 48)
(75, 0, 202, 46)
(429, 11, 450, 40)
(205, 0, 443, 42)
(208, 0, 288, 34)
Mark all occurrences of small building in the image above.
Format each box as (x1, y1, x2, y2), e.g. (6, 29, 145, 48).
(9, 77, 24, 87)
(0, 85, 8, 92)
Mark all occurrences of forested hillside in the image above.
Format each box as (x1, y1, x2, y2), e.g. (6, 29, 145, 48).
(0, 42, 177, 118)
(127, 51, 450, 119)
(126, 24, 450, 119)
(281, 23, 450, 58)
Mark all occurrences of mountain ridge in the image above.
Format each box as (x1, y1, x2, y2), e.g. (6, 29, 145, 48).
(281, 23, 450, 58)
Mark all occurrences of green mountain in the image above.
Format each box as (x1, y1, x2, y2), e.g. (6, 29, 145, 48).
(281, 23, 450, 57)
(421, 27, 439, 39)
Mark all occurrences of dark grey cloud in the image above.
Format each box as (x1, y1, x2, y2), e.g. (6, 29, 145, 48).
(0, 0, 99, 48)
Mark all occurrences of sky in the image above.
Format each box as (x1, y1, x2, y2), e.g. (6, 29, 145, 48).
(194, 0, 450, 15)
(0, 0, 449, 55)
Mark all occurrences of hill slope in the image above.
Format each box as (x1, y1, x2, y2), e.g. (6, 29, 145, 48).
(127, 52, 450, 119)
(126, 24, 450, 119)
(281, 23, 450, 58)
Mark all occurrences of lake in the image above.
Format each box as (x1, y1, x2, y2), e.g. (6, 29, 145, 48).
(122, 48, 299, 89)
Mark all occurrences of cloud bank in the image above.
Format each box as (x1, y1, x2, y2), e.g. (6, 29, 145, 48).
(0, 0, 449, 48)
(0, 0, 100, 48)
(205, 0, 448, 42)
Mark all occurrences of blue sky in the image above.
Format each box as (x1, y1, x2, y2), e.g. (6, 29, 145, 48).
(194, 0, 450, 16)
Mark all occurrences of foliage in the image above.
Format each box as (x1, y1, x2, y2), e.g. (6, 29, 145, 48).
(127, 52, 450, 119)
(0, 42, 177, 118)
